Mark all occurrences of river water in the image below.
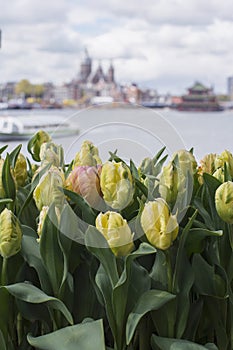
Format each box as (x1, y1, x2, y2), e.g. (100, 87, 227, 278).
(0, 105, 232, 164)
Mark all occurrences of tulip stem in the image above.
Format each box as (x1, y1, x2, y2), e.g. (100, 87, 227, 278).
(1, 257, 8, 285)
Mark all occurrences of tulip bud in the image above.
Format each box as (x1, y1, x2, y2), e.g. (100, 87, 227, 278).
(199, 153, 217, 176)
(0, 208, 22, 258)
(13, 153, 27, 187)
(37, 205, 61, 241)
(213, 168, 224, 183)
(28, 130, 51, 162)
(33, 166, 65, 211)
(215, 181, 233, 223)
(140, 198, 179, 250)
(171, 149, 197, 174)
(100, 161, 134, 210)
(73, 140, 102, 167)
(159, 150, 196, 208)
(65, 165, 102, 208)
(37, 206, 49, 241)
(215, 150, 233, 178)
(159, 161, 179, 207)
(39, 142, 64, 168)
(96, 211, 134, 257)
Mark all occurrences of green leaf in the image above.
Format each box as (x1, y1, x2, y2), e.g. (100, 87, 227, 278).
(192, 254, 228, 298)
(9, 144, 22, 168)
(108, 151, 126, 164)
(63, 188, 97, 225)
(174, 252, 194, 339)
(185, 228, 223, 256)
(130, 159, 140, 180)
(112, 243, 156, 349)
(0, 330, 6, 350)
(40, 204, 64, 295)
(150, 250, 167, 290)
(0, 145, 8, 156)
(85, 225, 119, 287)
(135, 178, 148, 197)
(95, 264, 117, 341)
(0, 198, 13, 205)
(5, 282, 73, 325)
(2, 153, 16, 200)
(0, 331, 7, 350)
(126, 290, 175, 344)
(16, 187, 38, 229)
(173, 211, 197, 292)
(59, 204, 85, 244)
(202, 173, 221, 225)
(21, 226, 52, 294)
(0, 288, 10, 342)
(151, 334, 218, 350)
(27, 319, 105, 350)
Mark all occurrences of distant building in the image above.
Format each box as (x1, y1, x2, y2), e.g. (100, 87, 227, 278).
(75, 49, 117, 103)
(53, 84, 76, 102)
(175, 81, 223, 112)
(227, 77, 233, 100)
(0, 82, 17, 101)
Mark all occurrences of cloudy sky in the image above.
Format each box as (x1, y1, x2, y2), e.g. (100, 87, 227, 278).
(1, 0, 233, 94)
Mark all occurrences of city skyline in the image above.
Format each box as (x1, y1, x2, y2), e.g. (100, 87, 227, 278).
(1, 0, 233, 94)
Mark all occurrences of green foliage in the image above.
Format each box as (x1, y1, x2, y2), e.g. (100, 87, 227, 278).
(0, 136, 233, 349)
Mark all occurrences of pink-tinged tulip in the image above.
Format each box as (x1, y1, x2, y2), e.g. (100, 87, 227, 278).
(65, 165, 102, 208)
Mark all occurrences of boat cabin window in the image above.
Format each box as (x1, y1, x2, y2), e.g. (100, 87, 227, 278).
(12, 123, 19, 133)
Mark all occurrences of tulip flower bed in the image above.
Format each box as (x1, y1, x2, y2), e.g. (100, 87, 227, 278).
(0, 130, 233, 350)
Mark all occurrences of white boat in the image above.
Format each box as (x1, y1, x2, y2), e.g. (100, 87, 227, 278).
(0, 115, 79, 140)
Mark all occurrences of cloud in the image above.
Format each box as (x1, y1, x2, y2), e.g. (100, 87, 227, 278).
(0, 0, 232, 93)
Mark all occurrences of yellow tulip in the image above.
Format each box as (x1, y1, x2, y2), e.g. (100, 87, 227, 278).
(159, 161, 179, 206)
(213, 168, 224, 183)
(39, 141, 64, 168)
(28, 130, 51, 162)
(172, 149, 197, 174)
(100, 161, 134, 210)
(215, 150, 233, 178)
(96, 211, 134, 256)
(13, 153, 27, 187)
(33, 166, 65, 211)
(199, 153, 217, 176)
(215, 181, 233, 223)
(140, 198, 179, 250)
(37, 206, 49, 241)
(0, 208, 22, 258)
(73, 140, 102, 167)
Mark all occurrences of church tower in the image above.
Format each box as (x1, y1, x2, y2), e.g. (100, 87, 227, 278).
(106, 60, 115, 83)
(80, 48, 92, 83)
